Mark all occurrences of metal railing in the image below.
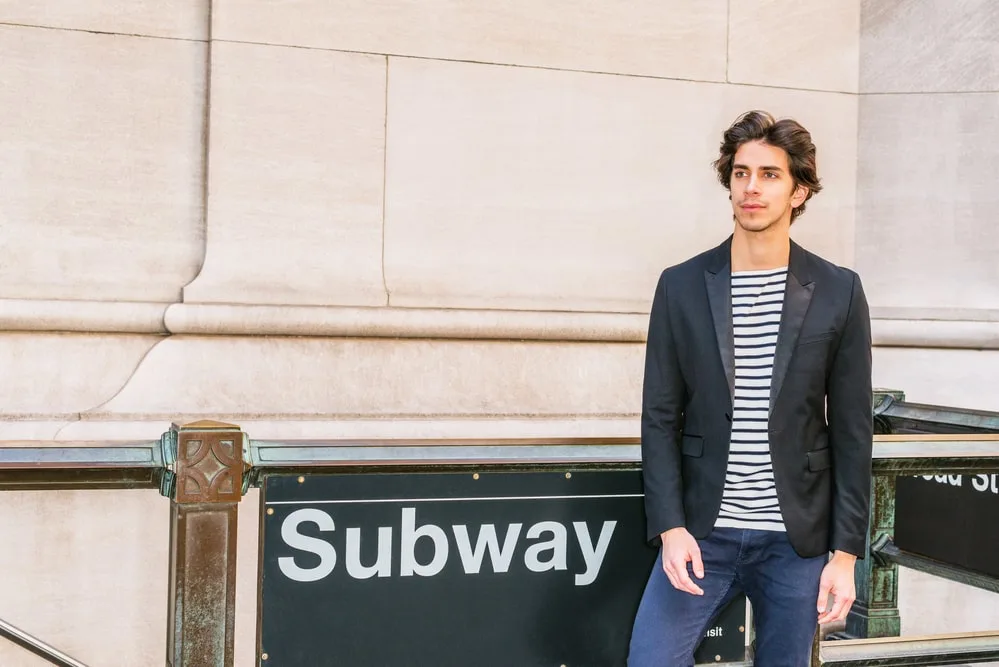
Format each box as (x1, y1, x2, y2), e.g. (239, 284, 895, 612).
(0, 617, 89, 667)
(1, 399, 998, 666)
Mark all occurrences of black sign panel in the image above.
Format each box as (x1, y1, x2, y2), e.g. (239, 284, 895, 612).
(259, 470, 746, 666)
(896, 473, 999, 578)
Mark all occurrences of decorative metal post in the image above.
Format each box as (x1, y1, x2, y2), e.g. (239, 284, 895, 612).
(837, 389, 905, 640)
(162, 421, 247, 667)
(846, 472, 901, 638)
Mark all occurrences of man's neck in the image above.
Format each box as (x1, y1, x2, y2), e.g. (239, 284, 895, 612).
(731, 225, 791, 272)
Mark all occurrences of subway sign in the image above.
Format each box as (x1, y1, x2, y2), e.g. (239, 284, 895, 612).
(258, 470, 746, 666)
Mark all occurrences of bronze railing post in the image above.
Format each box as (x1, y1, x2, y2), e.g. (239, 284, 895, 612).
(846, 472, 900, 639)
(837, 389, 904, 640)
(164, 421, 247, 667)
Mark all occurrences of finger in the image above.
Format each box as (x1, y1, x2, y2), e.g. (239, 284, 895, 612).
(835, 597, 856, 623)
(816, 577, 832, 613)
(690, 544, 705, 580)
(828, 595, 855, 624)
(663, 563, 684, 591)
(818, 592, 850, 625)
(673, 560, 704, 596)
(817, 589, 837, 624)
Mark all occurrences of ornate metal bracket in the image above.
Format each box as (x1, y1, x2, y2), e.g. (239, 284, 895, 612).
(873, 390, 903, 435)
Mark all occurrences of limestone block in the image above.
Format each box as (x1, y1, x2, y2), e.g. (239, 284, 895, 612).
(235, 489, 261, 667)
(163, 303, 649, 340)
(95, 336, 643, 419)
(0, 0, 207, 39)
(0, 26, 206, 302)
(862, 0, 999, 93)
(0, 643, 50, 666)
(0, 420, 69, 440)
(856, 93, 999, 313)
(872, 319, 999, 349)
(0, 299, 167, 333)
(383, 59, 858, 312)
(899, 567, 999, 635)
(872, 347, 999, 412)
(729, 0, 861, 93)
(0, 333, 161, 415)
(0, 490, 169, 666)
(182, 42, 387, 307)
(211, 0, 728, 81)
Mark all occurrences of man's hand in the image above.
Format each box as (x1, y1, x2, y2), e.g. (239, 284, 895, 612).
(817, 550, 857, 624)
(660, 527, 704, 596)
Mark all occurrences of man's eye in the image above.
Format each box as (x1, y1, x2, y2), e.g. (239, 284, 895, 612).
(734, 171, 745, 177)
(765, 172, 778, 178)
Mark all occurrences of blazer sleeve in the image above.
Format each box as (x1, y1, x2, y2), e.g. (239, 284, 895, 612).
(826, 272, 874, 558)
(641, 271, 688, 544)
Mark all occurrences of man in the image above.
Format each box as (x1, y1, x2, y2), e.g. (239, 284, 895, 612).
(628, 110, 873, 667)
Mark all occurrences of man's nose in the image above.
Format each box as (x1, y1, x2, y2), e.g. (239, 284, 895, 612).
(745, 174, 760, 193)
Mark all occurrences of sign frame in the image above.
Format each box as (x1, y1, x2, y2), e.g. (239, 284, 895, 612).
(255, 464, 748, 667)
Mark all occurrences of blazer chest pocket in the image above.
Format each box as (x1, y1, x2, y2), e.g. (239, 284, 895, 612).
(806, 447, 831, 472)
(681, 435, 703, 457)
(797, 330, 836, 347)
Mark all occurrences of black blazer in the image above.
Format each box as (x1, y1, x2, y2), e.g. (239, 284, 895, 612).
(641, 236, 873, 558)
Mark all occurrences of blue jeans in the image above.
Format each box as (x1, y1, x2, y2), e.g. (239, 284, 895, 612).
(628, 528, 827, 667)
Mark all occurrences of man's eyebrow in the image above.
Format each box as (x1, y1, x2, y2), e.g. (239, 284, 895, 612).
(733, 163, 784, 172)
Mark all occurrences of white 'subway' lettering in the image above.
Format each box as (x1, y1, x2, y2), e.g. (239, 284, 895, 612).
(277, 507, 617, 587)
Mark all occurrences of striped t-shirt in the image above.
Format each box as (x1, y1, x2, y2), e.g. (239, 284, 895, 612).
(715, 267, 788, 532)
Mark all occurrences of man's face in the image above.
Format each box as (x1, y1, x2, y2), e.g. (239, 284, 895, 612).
(729, 140, 807, 233)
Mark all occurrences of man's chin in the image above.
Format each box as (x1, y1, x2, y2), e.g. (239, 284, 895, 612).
(735, 218, 775, 233)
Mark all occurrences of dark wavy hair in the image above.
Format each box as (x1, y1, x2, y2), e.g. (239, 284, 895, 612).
(712, 110, 822, 221)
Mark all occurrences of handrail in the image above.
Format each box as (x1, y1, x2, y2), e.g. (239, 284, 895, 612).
(2, 434, 998, 485)
(820, 630, 999, 666)
(246, 433, 999, 469)
(2, 433, 996, 462)
(876, 394, 999, 434)
(0, 440, 163, 490)
(871, 535, 999, 594)
(248, 439, 642, 469)
(0, 617, 89, 667)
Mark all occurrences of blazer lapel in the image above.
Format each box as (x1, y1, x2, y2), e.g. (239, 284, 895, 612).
(705, 240, 735, 406)
(769, 242, 815, 415)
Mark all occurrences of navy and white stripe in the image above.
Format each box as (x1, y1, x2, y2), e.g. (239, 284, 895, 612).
(715, 267, 788, 532)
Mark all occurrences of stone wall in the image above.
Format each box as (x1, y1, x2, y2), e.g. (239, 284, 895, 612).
(0, 1, 860, 444)
(0, 1, 995, 664)
(857, 0, 999, 639)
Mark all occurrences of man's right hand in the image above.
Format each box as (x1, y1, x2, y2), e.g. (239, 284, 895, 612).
(661, 527, 705, 596)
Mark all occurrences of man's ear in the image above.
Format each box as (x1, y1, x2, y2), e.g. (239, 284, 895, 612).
(791, 184, 809, 209)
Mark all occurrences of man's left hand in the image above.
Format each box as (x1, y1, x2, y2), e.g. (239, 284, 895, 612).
(817, 551, 857, 625)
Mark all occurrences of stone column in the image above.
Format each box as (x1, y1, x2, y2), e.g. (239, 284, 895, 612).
(164, 421, 247, 667)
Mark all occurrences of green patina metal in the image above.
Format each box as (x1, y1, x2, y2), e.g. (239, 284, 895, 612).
(854, 390, 906, 640)
(871, 535, 999, 594)
(848, 389, 999, 644)
(848, 472, 900, 639)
